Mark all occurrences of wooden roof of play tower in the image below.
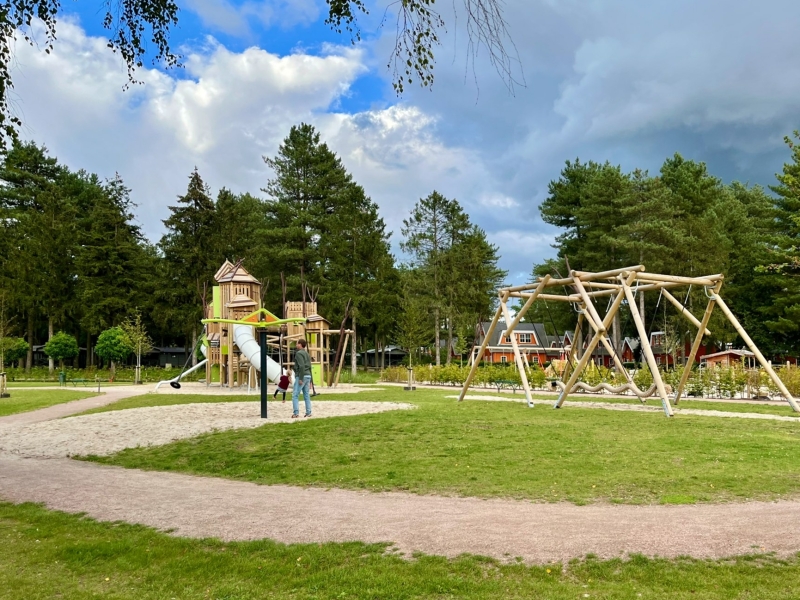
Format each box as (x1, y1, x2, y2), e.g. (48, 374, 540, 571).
(214, 260, 261, 284)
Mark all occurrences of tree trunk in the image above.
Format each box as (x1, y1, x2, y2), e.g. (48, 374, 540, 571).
(191, 328, 198, 367)
(374, 331, 379, 370)
(381, 338, 386, 369)
(434, 308, 441, 367)
(110, 360, 116, 378)
(26, 313, 33, 372)
(87, 332, 93, 368)
(350, 313, 357, 377)
(446, 315, 453, 366)
(48, 317, 54, 374)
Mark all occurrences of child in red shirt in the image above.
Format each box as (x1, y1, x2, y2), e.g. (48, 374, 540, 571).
(273, 368, 292, 403)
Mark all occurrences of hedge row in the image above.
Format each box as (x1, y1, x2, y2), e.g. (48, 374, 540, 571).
(380, 363, 800, 399)
(3, 365, 203, 383)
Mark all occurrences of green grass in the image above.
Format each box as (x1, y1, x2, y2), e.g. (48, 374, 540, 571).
(3, 501, 800, 600)
(7, 381, 129, 388)
(87, 388, 800, 505)
(473, 392, 800, 418)
(0, 389, 98, 417)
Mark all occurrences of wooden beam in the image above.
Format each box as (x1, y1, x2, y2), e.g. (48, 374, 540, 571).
(554, 276, 631, 408)
(458, 298, 505, 401)
(622, 282, 673, 417)
(674, 285, 719, 404)
(571, 275, 607, 333)
(561, 312, 585, 383)
(636, 273, 722, 286)
(712, 292, 800, 412)
(502, 277, 574, 293)
(662, 289, 712, 336)
(500, 298, 535, 407)
(572, 265, 645, 282)
(506, 275, 551, 332)
(508, 292, 579, 302)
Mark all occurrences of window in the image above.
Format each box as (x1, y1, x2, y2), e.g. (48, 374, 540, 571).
(504, 335, 511, 343)
(500, 356, 507, 363)
(532, 356, 540, 364)
(518, 333, 531, 344)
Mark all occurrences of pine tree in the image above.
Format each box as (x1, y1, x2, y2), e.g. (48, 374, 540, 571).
(262, 124, 352, 300)
(158, 168, 217, 356)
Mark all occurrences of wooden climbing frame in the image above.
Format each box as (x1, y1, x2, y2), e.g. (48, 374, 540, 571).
(458, 265, 800, 417)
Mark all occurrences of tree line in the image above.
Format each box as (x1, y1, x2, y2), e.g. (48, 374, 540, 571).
(0, 123, 505, 374)
(527, 131, 800, 360)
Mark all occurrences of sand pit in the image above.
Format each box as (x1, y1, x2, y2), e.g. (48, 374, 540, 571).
(0, 401, 414, 458)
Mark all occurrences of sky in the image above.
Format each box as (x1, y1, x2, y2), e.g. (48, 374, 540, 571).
(10, 0, 800, 284)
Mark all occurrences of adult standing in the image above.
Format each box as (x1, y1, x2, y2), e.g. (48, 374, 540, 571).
(292, 339, 313, 418)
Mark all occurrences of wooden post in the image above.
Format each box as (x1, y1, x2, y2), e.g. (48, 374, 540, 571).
(507, 275, 551, 332)
(571, 275, 607, 333)
(623, 282, 673, 417)
(500, 298, 535, 407)
(554, 278, 630, 409)
(674, 284, 721, 404)
(712, 293, 800, 412)
(458, 299, 505, 401)
(334, 333, 350, 387)
(662, 289, 711, 336)
(561, 312, 585, 383)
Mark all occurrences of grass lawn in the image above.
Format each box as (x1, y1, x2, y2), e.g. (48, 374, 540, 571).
(0, 389, 98, 417)
(3, 501, 800, 600)
(87, 387, 800, 505)
(7, 381, 128, 389)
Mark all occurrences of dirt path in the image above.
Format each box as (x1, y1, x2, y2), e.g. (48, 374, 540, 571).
(2, 389, 800, 563)
(2, 452, 800, 563)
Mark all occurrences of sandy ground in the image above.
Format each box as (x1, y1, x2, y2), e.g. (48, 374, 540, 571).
(0, 401, 413, 458)
(452, 395, 800, 421)
(3, 386, 800, 562)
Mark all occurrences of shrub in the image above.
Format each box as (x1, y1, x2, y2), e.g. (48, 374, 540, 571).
(44, 332, 79, 369)
(95, 327, 134, 375)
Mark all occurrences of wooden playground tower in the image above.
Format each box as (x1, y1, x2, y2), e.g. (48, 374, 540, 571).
(203, 260, 352, 388)
(458, 265, 800, 416)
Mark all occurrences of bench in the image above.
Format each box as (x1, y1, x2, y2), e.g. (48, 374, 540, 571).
(493, 379, 520, 393)
(66, 378, 92, 387)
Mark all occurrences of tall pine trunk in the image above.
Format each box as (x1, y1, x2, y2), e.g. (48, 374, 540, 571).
(87, 332, 93, 368)
(434, 308, 441, 367)
(381, 338, 386, 369)
(26, 313, 33, 372)
(350, 313, 357, 377)
(48, 317, 54, 374)
(446, 315, 453, 366)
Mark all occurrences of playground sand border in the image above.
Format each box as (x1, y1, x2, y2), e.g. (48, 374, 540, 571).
(451, 395, 800, 421)
(0, 401, 414, 458)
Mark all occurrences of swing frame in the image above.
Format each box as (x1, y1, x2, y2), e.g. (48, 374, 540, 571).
(458, 265, 800, 417)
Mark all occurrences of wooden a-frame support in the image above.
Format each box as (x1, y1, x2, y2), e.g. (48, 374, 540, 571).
(458, 266, 800, 416)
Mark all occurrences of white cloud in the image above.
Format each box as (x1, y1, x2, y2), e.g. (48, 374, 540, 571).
(11, 18, 510, 271)
(179, 0, 321, 37)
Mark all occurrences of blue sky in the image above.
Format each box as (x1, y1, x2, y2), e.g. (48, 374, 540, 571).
(13, 0, 800, 284)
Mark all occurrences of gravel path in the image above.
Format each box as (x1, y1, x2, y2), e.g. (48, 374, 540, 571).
(3, 388, 800, 562)
(0, 401, 414, 458)
(2, 452, 800, 562)
(453, 395, 800, 421)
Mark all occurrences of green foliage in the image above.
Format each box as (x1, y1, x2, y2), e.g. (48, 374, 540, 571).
(94, 327, 134, 366)
(0, 337, 28, 364)
(43, 331, 79, 365)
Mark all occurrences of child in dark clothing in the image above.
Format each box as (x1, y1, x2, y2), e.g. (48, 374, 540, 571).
(273, 368, 292, 403)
